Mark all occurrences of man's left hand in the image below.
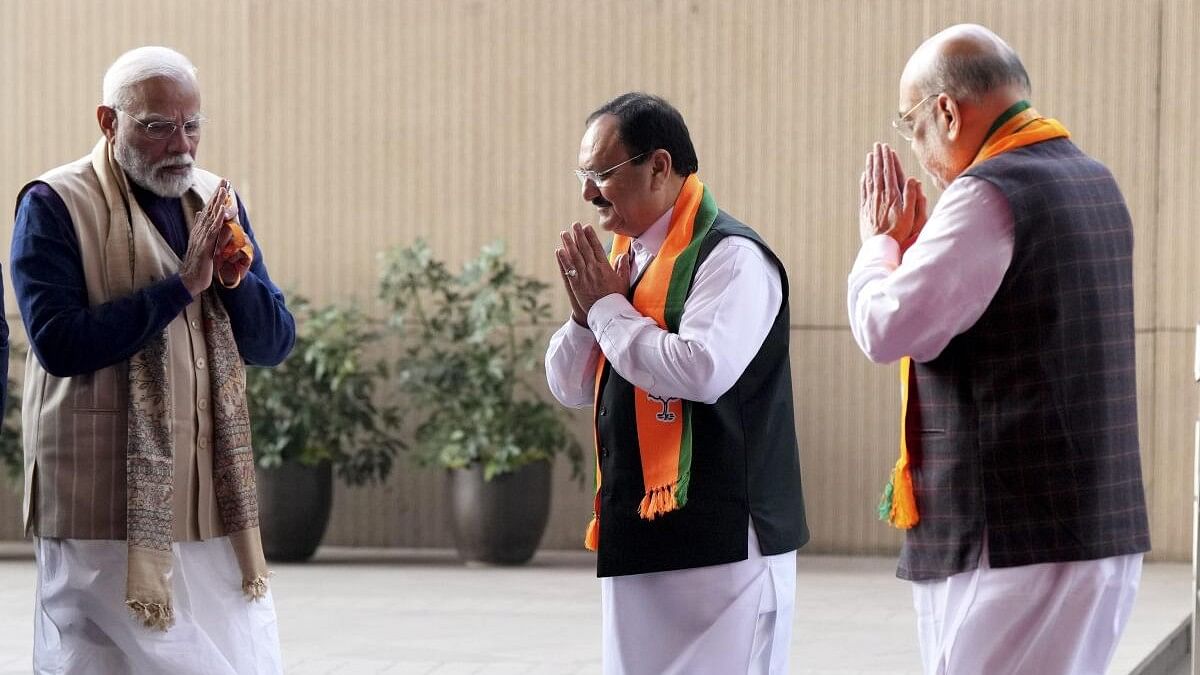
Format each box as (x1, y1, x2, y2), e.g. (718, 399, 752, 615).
(558, 222, 630, 320)
(859, 142, 927, 247)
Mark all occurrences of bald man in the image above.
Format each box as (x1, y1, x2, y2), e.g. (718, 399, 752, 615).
(847, 25, 1150, 675)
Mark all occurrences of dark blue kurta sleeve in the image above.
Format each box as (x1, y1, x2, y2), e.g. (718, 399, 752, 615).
(214, 196, 296, 366)
(11, 183, 196, 377)
(12, 185, 295, 375)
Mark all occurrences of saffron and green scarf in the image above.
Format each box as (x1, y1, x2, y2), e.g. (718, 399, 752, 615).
(879, 100, 1071, 529)
(584, 174, 717, 550)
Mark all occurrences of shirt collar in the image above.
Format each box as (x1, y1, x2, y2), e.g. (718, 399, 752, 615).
(632, 207, 672, 256)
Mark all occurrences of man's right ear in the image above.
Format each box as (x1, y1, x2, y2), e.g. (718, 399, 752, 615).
(97, 105, 117, 141)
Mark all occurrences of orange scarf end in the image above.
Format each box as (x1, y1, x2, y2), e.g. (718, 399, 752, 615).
(217, 192, 254, 289)
(637, 483, 680, 521)
(888, 464, 919, 529)
(216, 221, 253, 289)
(584, 516, 599, 551)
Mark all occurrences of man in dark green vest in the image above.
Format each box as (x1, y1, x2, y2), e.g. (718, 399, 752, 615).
(547, 92, 808, 674)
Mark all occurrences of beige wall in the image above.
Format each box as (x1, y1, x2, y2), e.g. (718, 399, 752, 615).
(0, 0, 1194, 561)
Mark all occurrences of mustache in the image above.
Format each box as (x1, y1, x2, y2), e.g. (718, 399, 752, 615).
(591, 196, 612, 208)
(153, 155, 194, 171)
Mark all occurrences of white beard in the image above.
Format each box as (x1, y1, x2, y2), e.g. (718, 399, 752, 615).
(113, 131, 194, 198)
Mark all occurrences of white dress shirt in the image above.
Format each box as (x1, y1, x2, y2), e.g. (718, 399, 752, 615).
(847, 177, 1014, 363)
(545, 207, 783, 407)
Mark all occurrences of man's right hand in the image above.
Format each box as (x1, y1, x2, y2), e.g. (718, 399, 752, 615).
(179, 180, 235, 297)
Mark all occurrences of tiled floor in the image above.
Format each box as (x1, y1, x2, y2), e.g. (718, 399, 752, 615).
(0, 545, 1189, 674)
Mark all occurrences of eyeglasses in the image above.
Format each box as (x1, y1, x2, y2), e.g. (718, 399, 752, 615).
(891, 93, 939, 141)
(575, 151, 649, 187)
(116, 108, 205, 141)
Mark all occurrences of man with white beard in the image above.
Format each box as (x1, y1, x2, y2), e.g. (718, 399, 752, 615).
(10, 46, 294, 674)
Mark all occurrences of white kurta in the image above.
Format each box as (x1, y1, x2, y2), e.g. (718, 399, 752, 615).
(913, 542, 1141, 675)
(546, 207, 796, 673)
(33, 536, 283, 675)
(847, 176, 1144, 675)
(602, 524, 796, 675)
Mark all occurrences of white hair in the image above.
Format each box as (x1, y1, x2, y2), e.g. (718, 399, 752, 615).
(101, 46, 198, 110)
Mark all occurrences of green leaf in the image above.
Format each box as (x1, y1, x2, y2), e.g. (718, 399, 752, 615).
(376, 240, 585, 483)
(246, 295, 405, 487)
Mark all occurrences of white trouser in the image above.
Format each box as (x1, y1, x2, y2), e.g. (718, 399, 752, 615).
(33, 536, 283, 675)
(913, 542, 1142, 675)
(601, 523, 797, 675)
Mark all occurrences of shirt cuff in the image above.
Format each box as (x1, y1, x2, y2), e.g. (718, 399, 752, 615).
(586, 293, 633, 338)
(561, 315, 596, 343)
(852, 234, 901, 273)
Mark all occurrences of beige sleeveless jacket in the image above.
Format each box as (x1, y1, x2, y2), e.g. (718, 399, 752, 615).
(22, 138, 229, 541)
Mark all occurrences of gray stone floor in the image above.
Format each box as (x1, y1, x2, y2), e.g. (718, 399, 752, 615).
(0, 545, 1189, 674)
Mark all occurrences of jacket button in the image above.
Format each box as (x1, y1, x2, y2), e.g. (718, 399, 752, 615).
(599, 406, 607, 416)
(600, 446, 609, 459)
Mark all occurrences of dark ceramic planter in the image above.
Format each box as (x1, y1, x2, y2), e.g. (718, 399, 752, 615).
(447, 460, 552, 565)
(255, 460, 333, 562)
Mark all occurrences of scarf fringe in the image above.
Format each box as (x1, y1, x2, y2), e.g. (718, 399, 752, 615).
(637, 483, 681, 521)
(126, 599, 175, 631)
(876, 478, 895, 522)
(880, 463, 919, 529)
(242, 573, 272, 600)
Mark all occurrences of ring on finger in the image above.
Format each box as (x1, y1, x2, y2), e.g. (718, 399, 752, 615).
(565, 268, 578, 278)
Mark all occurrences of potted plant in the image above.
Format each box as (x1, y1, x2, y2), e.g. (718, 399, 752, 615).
(378, 240, 583, 565)
(246, 296, 404, 561)
(0, 348, 23, 486)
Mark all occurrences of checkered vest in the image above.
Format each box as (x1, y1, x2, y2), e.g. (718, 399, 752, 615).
(899, 138, 1151, 581)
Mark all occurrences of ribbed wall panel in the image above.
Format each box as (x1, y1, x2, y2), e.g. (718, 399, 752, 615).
(1151, 333, 1197, 560)
(1158, 0, 1200, 330)
(0, 1, 1192, 560)
(788, 330, 905, 554)
(1149, 0, 1200, 561)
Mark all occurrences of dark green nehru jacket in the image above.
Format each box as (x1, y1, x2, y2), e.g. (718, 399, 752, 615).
(594, 212, 809, 578)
